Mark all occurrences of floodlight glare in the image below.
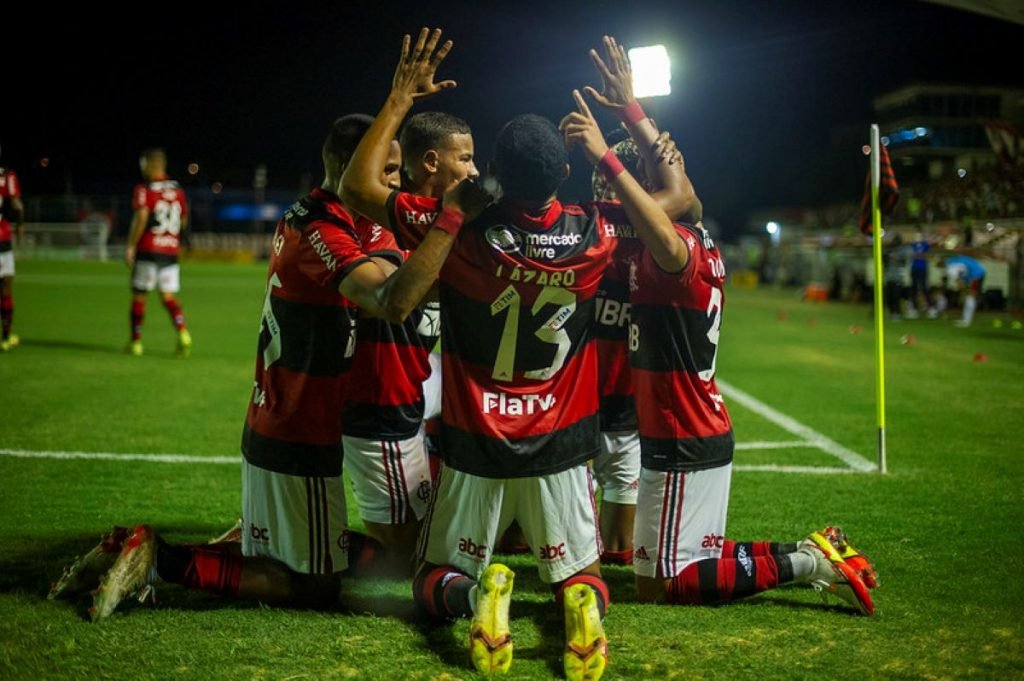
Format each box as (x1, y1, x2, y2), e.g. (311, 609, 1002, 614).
(766, 221, 779, 235)
(628, 45, 671, 98)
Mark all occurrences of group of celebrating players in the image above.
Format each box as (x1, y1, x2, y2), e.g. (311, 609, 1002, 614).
(48, 29, 878, 680)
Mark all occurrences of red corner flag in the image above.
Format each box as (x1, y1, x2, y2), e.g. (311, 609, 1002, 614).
(858, 141, 899, 234)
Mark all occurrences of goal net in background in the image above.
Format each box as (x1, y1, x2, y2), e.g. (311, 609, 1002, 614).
(20, 222, 112, 261)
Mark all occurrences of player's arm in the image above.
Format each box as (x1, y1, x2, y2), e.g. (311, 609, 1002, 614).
(11, 196, 24, 243)
(649, 131, 703, 222)
(563, 90, 688, 273)
(179, 195, 191, 251)
(8, 172, 25, 243)
(125, 206, 148, 267)
(583, 35, 699, 222)
(339, 178, 489, 322)
(362, 252, 437, 302)
(341, 28, 456, 225)
(370, 255, 398, 276)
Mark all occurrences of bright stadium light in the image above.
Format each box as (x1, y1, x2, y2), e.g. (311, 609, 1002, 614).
(628, 45, 672, 98)
(766, 221, 779, 235)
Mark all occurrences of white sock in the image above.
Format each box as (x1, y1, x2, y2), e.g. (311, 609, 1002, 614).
(790, 549, 818, 581)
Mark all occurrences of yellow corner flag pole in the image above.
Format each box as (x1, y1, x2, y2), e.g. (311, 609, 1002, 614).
(870, 124, 887, 474)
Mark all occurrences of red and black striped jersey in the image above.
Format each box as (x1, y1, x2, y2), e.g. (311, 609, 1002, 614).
(628, 222, 733, 472)
(132, 179, 188, 257)
(388, 194, 620, 478)
(342, 216, 441, 439)
(595, 220, 644, 433)
(386, 190, 438, 250)
(242, 188, 369, 477)
(0, 168, 21, 248)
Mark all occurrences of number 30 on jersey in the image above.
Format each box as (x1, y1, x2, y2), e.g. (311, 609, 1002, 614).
(629, 285, 722, 382)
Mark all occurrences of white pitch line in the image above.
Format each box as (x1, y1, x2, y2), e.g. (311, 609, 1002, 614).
(0, 448, 238, 465)
(2, 399, 875, 476)
(734, 464, 864, 474)
(717, 380, 877, 472)
(735, 441, 817, 450)
(2, 444, 819, 462)
(0, 448, 868, 476)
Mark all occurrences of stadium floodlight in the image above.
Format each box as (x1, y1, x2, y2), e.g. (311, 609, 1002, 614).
(628, 45, 671, 98)
(765, 221, 779, 235)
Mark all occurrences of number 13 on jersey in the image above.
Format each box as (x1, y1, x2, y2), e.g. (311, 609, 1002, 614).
(490, 284, 577, 382)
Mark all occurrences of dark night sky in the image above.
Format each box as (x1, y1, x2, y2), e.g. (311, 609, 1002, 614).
(5, 0, 1023, 236)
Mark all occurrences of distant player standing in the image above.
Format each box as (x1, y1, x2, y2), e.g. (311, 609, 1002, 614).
(124, 149, 192, 357)
(0, 153, 25, 352)
(945, 254, 986, 327)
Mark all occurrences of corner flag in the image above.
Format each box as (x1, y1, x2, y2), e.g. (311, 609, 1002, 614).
(864, 125, 896, 474)
(858, 139, 899, 235)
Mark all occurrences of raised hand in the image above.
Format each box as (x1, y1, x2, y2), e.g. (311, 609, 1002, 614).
(560, 90, 609, 164)
(653, 131, 683, 167)
(443, 178, 492, 223)
(391, 27, 456, 102)
(583, 35, 635, 110)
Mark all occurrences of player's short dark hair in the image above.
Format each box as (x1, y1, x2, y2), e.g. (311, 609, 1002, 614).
(399, 112, 472, 161)
(493, 114, 567, 202)
(323, 114, 374, 166)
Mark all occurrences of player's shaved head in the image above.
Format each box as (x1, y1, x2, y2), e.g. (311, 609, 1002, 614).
(139, 148, 167, 180)
(140, 148, 166, 163)
(494, 114, 568, 202)
(400, 112, 472, 163)
(323, 114, 374, 168)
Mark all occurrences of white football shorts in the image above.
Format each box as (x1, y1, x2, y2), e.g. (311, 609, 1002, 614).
(592, 430, 640, 504)
(632, 463, 732, 579)
(132, 260, 180, 293)
(418, 464, 602, 584)
(0, 251, 14, 277)
(342, 433, 432, 525)
(241, 459, 351, 575)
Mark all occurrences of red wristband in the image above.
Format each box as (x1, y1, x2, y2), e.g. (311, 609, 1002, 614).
(431, 206, 465, 236)
(598, 149, 626, 183)
(615, 100, 646, 125)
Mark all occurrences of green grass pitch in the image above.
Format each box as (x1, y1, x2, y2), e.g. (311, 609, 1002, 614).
(1, 259, 1022, 679)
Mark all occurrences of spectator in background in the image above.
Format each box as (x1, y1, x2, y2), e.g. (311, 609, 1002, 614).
(909, 230, 936, 318)
(883, 234, 910, 321)
(78, 199, 113, 258)
(944, 254, 986, 327)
